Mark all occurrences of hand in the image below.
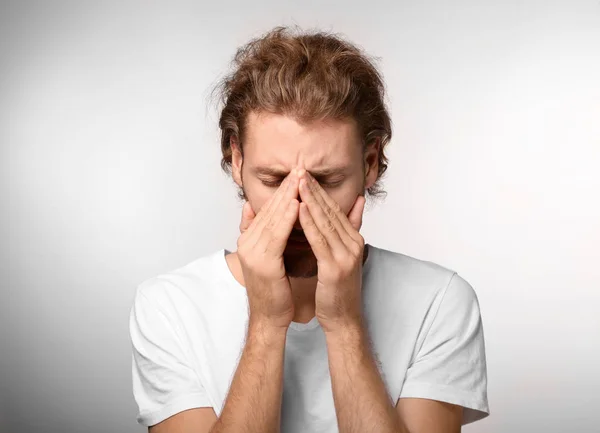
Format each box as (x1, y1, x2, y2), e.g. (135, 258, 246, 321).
(237, 170, 301, 330)
(297, 172, 367, 333)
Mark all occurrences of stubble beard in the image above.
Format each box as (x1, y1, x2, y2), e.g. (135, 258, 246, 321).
(283, 246, 318, 278)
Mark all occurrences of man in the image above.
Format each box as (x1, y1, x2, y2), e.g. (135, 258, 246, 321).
(130, 26, 489, 433)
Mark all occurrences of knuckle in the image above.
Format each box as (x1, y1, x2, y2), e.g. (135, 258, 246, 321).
(339, 251, 353, 264)
(326, 220, 336, 233)
(265, 218, 277, 231)
(317, 233, 328, 246)
(326, 206, 336, 220)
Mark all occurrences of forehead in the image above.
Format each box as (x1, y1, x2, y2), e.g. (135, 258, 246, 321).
(242, 111, 362, 169)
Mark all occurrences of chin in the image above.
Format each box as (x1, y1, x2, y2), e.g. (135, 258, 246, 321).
(283, 247, 318, 278)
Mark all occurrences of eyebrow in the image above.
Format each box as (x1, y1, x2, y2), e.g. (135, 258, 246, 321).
(252, 166, 349, 179)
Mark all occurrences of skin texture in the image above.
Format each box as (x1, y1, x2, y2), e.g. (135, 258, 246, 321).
(148, 112, 463, 433)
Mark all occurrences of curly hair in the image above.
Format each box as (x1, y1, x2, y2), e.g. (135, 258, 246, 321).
(209, 25, 392, 201)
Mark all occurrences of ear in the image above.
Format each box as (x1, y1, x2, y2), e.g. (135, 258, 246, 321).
(230, 135, 243, 188)
(363, 137, 380, 190)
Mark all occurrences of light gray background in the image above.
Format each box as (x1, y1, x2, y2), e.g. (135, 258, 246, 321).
(2, 1, 599, 432)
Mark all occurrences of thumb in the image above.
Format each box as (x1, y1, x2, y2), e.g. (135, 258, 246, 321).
(347, 195, 366, 231)
(239, 201, 256, 233)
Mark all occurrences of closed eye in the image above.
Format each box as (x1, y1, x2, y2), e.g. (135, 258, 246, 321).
(319, 180, 342, 189)
(260, 179, 342, 188)
(261, 179, 284, 188)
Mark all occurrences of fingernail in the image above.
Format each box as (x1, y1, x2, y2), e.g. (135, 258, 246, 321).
(297, 168, 305, 178)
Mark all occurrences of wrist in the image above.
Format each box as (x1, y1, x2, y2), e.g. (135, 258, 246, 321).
(321, 313, 365, 336)
(248, 317, 289, 342)
(323, 319, 367, 345)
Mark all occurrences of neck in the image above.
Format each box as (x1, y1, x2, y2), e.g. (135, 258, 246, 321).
(289, 275, 319, 323)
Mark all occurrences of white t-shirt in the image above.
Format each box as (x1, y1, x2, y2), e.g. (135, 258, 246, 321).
(130, 244, 489, 431)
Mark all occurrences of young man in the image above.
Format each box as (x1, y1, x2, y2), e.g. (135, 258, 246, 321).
(130, 26, 489, 433)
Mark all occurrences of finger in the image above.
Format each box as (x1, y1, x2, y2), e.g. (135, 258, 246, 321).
(304, 173, 360, 248)
(252, 174, 291, 226)
(264, 198, 300, 257)
(298, 176, 346, 255)
(246, 174, 293, 244)
(298, 201, 333, 262)
(239, 201, 256, 233)
(241, 184, 279, 239)
(254, 170, 300, 250)
(252, 171, 296, 237)
(347, 194, 366, 232)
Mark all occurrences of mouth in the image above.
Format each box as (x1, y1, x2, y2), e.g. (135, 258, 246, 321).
(287, 234, 311, 249)
(289, 230, 306, 241)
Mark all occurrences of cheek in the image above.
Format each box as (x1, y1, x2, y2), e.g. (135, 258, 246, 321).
(250, 196, 269, 215)
(247, 182, 276, 214)
(329, 191, 357, 216)
(329, 179, 363, 214)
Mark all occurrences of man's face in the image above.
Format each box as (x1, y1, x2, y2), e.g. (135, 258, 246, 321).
(232, 111, 377, 278)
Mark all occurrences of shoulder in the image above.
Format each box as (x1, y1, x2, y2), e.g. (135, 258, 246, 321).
(365, 244, 459, 297)
(134, 249, 227, 314)
(363, 244, 483, 324)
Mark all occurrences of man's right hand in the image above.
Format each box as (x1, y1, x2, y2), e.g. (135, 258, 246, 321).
(236, 168, 301, 330)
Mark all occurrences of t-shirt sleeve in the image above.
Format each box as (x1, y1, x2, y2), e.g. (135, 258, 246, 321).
(129, 287, 213, 427)
(399, 272, 490, 425)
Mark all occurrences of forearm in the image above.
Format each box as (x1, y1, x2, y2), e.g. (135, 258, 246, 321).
(325, 324, 408, 433)
(210, 320, 287, 433)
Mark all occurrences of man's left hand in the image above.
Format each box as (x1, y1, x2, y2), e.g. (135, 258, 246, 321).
(297, 170, 367, 333)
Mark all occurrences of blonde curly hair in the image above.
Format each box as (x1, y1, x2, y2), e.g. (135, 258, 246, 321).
(210, 25, 392, 201)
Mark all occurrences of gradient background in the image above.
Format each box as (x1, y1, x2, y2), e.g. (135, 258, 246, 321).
(3, 1, 599, 432)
